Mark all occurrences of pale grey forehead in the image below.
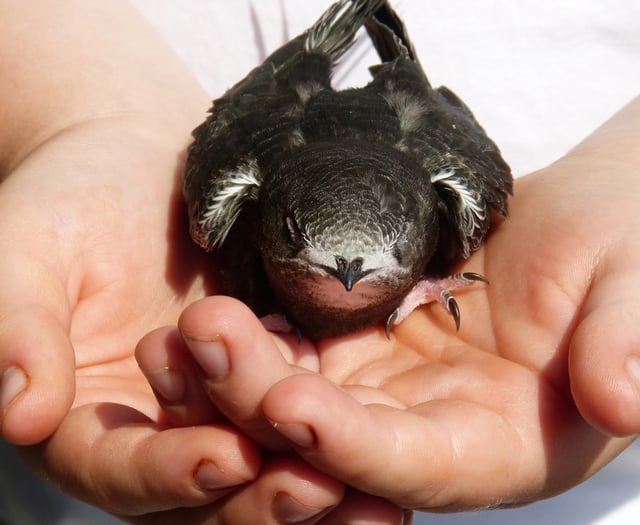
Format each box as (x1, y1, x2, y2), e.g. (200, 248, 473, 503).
(303, 212, 401, 255)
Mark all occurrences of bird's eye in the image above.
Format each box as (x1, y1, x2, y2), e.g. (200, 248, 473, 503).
(335, 256, 348, 273)
(351, 258, 363, 272)
(393, 221, 412, 264)
(397, 220, 411, 247)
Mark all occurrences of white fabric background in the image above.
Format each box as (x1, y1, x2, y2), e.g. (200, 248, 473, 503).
(131, 0, 640, 177)
(126, 1, 640, 524)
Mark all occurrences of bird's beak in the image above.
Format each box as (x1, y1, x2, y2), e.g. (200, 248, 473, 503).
(337, 261, 362, 292)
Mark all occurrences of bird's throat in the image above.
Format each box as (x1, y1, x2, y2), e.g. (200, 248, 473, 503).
(264, 259, 410, 339)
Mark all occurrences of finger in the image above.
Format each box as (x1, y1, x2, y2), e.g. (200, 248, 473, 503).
(263, 374, 555, 510)
(130, 456, 343, 525)
(22, 403, 261, 516)
(0, 255, 75, 445)
(320, 490, 408, 525)
(135, 326, 223, 426)
(216, 456, 343, 525)
(570, 248, 640, 436)
(177, 296, 316, 450)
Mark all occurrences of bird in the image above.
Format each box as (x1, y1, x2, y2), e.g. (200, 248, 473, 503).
(183, 0, 513, 340)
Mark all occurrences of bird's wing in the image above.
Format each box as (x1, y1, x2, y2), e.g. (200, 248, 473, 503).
(365, 4, 513, 261)
(183, 40, 306, 251)
(184, 0, 388, 251)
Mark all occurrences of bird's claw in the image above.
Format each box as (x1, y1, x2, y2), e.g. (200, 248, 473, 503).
(386, 271, 489, 334)
(385, 309, 399, 339)
(454, 272, 489, 285)
(442, 273, 490, 330)
(260, 313, 303, 343)
(441, 290, 461, 331)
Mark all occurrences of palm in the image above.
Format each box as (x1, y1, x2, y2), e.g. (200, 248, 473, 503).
(11, 107, 637, 519)
(1, 119, 260, 514)
(255, 160, 640, 510)
(56, 133, 207, 396)
(65, 150, 209, 412)
(129, 154, 636, 517)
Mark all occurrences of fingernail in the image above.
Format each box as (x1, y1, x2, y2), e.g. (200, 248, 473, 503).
(625, 355, 640, 390)
(272, 492, 330, 524)
(140, 367, 186, 404)
(271, 421, 316, 449)
(0, 366, 28, 416)
(184, 335, 229, 381)
(194, 460, 242, 491)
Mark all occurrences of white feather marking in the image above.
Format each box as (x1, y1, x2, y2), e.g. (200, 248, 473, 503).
(304, 1, 352, 55)
(288, 127, 307, 148)
(431, 168, 487, 256)
(304, 0, 385, 59)
(382, 89, 428, 135)
(294, 81, 325, 104)
(299, 245, 403, 278)
(198, 160, 260, 248)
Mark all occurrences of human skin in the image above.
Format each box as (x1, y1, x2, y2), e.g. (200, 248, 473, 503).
(0, 1, 406, 523)
(138, 95, 640, 513)
(1, 0, 639, 522)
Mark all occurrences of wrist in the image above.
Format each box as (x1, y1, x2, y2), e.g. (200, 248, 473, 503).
(0, 0, 208, 178)
(565, 96, 640, 169)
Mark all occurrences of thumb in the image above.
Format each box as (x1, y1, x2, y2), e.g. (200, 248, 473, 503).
(570, 249, 640, 436)
(0, 256, 75, 445)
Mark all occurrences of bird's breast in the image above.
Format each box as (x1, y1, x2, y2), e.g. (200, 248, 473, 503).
(263, 259, 412, 339)
(300, 272, 386, 310)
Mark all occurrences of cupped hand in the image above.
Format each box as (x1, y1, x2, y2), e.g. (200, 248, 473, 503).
(138, 97, 640, 514)
(0, 2, 353, 522)
(0, 97, 267, 514)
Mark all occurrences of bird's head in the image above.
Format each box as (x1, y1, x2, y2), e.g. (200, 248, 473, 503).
(259, 142, 439, 300)
(283, 205, 413, 292)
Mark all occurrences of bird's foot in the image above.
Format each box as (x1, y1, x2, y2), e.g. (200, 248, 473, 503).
(260, 314, 303, 342)
(386, 272, 488, 336)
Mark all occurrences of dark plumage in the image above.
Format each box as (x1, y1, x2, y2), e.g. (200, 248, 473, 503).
(184, 0, 513, 339)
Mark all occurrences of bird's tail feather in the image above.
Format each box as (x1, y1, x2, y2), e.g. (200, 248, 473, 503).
(364, 3, 420, 64)
(304, 0, 387, 60)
